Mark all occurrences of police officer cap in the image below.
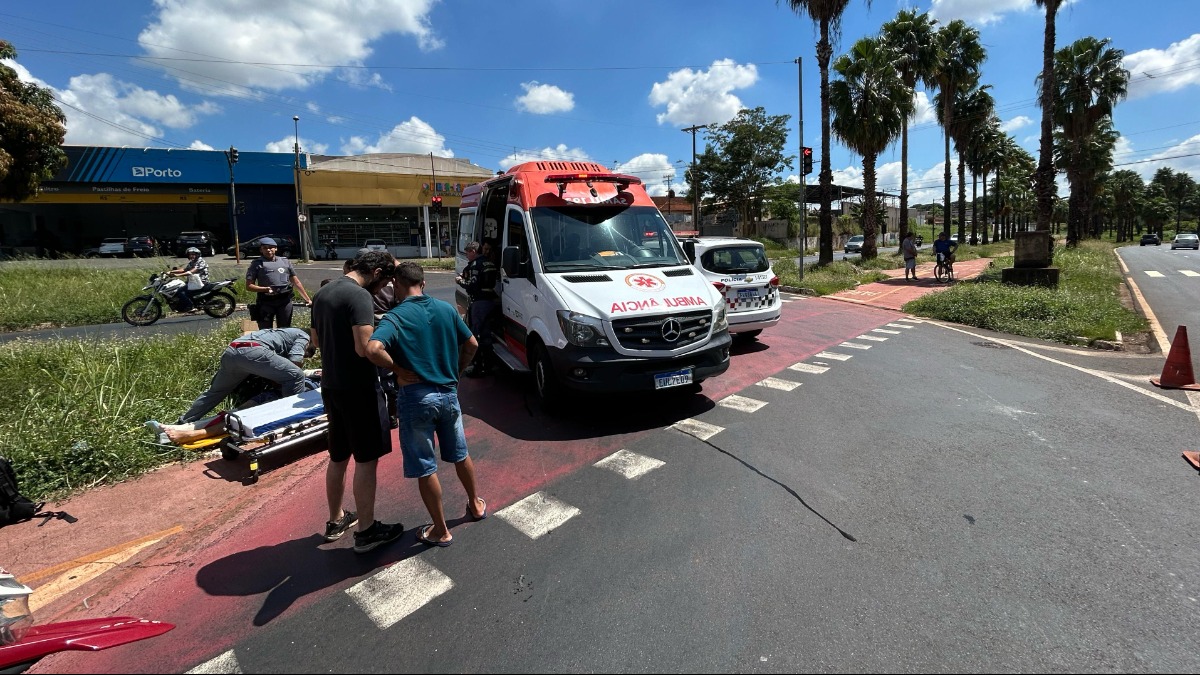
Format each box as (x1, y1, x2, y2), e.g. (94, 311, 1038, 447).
(259, 237, 278, 247)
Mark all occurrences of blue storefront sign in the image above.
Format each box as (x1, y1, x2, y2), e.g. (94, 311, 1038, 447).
(53, 146, 302, 185)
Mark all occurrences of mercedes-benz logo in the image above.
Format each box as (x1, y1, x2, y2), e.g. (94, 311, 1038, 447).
(661, 318, 682, 343)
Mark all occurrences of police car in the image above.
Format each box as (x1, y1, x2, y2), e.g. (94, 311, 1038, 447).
(679, 236, 781, 339)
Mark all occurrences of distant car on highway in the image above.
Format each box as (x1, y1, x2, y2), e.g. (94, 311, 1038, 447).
(844, 235, 864, 254)
(1140, 233, 1161, 246)
(1171, 233, 1199, 250)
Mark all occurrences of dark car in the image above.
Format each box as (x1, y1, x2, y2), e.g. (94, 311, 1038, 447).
(175, 230, 220, 257)
(228, 234, 297, 258)
(1140, 233, 1161, 246)
(128, 235, 159, 257)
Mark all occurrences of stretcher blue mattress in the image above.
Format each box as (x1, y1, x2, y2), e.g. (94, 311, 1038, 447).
(225, 388, 325, 440)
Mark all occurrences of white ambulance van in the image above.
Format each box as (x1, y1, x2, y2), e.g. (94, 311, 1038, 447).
(455, 161, 731, 410)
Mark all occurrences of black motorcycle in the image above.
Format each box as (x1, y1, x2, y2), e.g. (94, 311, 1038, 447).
(121, 272, 238, 326)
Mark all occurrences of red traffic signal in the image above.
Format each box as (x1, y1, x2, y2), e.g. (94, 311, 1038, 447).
(431, 195, 442, 215)
(801, 147, 813, 175)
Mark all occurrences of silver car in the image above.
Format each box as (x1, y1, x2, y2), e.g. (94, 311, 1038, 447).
(1171, 233, 1199, 250)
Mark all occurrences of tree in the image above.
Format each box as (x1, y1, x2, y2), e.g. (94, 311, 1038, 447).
(1055, 117, 1118, 239)
(784, 0, 872, 265)
(693, 107, 793, 235)
(970, 117, 1004, 245)
(880, 8, 939, 246)
(932, 20, 985, 238)
(1150, 167, 1196, 234)
(1108, 169, 1144, 242)
(1034, 0, 1066, 232)
(0, 40, 67, 202)
(1045, 36, 1129, 246)
(829, 36, 912, 259)
(937, 80, 993, 245)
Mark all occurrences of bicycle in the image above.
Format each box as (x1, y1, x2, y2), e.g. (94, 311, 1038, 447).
(934, 252, 955, 283)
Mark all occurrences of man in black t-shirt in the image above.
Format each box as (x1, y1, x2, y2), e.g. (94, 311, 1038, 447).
(309, 250, 403, 554)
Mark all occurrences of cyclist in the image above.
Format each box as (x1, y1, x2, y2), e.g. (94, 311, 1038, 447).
(933, 232, 957, 278)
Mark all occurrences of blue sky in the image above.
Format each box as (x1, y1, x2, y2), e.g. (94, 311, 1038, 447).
(3, 0, 1199, 204)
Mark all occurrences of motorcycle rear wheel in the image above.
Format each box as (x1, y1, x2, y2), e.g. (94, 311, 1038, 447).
(122, 296, 162, 326)
(203, 292, 236, 318)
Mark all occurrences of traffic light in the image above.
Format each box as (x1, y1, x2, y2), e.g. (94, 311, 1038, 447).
(228, 146, 239, 165)
(236, 201, 246, 214)
(432, 195, 442, 215)
(802, 146, 813, 175)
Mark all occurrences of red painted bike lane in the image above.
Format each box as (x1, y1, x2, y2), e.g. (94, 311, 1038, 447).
(34, 296, 903, 674)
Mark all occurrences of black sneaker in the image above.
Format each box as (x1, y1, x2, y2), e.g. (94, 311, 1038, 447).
(323, 510, 358, 541)
(353, 520, 404, 553)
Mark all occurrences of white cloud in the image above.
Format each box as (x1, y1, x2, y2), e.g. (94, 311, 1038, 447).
(613, 154, 678, 196)
(340, 117, 451, 156)
(515, 82, 575, 114)
(1114, 134, 1200, 182)
(264, 136, 329, 155)
(1001, 115, 1034, 133)
(1124, 33, 1200, 100)
(929, 0, 1033, 26)
(499, 144, 592, 170)
(911, 91, 937, 125)
(137, 0, 442, 95)
(188, 140, 214, 150)
(649, 59, 758, 127)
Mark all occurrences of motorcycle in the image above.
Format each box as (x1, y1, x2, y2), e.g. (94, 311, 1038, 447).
(121, 271, 238, 326)
(1, 567, 173, 673)
(323, 240, 338, 260)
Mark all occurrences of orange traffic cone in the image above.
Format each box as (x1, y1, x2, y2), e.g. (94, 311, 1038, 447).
(1151, 325, 1200, 391)
(1183, 451, 1200, 471)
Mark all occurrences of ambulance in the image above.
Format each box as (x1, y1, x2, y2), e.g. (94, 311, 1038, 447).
(455, 161, 731, 410)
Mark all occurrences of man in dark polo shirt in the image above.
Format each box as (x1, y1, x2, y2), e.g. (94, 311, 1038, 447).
(309, 250, 403, 553)
(246, 237, 312, 330)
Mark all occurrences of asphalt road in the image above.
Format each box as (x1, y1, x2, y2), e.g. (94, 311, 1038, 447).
(1117, 244, 1200, 362)
(32, 291, 1200, 673)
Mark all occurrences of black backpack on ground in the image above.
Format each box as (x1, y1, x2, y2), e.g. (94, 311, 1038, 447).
(1, 456, 39, 526)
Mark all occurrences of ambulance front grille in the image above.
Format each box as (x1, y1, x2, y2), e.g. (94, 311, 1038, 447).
(611, 310, 712, 350)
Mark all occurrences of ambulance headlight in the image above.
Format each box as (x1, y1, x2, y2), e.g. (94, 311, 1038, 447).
(557, 310, 609, 347)
(713, 304, 729, 333)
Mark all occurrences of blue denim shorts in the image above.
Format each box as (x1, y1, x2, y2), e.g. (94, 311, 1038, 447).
(398, 382, 468, 478)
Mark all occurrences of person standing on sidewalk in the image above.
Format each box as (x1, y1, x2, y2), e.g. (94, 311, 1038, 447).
(901, 231, 919, 281)
(246, 238, 312, 330)
(366, 261, 487, 548)
(309, 250, 403, 553)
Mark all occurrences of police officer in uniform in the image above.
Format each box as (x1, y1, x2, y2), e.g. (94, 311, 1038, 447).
(246, 237, 312, 329)
(459, 240, 500, 376)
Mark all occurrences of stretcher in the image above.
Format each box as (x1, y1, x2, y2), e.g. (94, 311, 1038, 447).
(219, 388, 328, 481)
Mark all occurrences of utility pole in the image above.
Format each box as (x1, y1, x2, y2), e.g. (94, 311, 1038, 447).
(292, 116, 311, 260)
(225, 145, 240, 264)
(682, 124, 708, 235)
(795, 56, 805, 281)
(663, 173, 674, 218)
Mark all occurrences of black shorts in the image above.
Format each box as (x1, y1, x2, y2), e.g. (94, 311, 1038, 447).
(321, 384, 392, 464)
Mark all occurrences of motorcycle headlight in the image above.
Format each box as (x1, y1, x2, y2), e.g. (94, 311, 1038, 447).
(556, 310, 609, 347)
(713, 303, 729, 333)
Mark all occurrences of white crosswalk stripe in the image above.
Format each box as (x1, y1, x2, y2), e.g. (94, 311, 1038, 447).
(496, 492, 582, 540)
(814, 351, 853, 361)
(756, 376, 802, 391)
(718, 394, 768, 413)
(1145, 271, 1165, 277)
(885, 323, 914, 329)
(838, 341, 872, 350)
(594, 449, 664, 479)
(1181, 270, 1200, 277)
(346, 557, 454, 629)
(872, 328, 901, 335)
(894, 317, 923, 323)
(187, 650, 242, 674)
(671, 418, 725, 441)
(855, 334, 888, 342)
(788, 362, 830, 374)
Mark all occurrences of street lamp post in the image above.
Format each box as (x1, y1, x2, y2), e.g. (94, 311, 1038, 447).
(293, 115, 310, 260)
(682, 124, 708, 235)
(225, 145, 240, 264)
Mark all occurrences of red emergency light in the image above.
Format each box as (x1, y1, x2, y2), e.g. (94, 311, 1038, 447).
(544, 172, 642, 198)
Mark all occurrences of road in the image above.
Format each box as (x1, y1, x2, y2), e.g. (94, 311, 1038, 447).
(28, 287, 1200, 673)
(1117, 244, 1200, 369)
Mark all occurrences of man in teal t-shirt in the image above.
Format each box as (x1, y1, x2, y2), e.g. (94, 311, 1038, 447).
(366, 262, 487, 548)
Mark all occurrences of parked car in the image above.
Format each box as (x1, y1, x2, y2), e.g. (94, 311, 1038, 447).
(1140, 233, 1161, 246)
(843, 234, 864, 254)
(679, 236, 780, 340)
(1172, 233, 1199, 250)
(228, 234, 297, 258)
(128, 235, 159, 257)
(175, 231, 220, 257)
(98, 238, 129, 258)
(364, 238, 388, 252)
(914, 234, 924, 247)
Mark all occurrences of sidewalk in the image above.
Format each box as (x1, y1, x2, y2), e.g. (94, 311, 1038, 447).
(821, 256, 996, 312)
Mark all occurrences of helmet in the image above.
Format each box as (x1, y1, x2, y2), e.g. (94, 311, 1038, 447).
(186, 247, 201, 256)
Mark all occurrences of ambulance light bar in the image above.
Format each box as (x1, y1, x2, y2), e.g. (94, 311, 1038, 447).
(544, 173, 642, 198)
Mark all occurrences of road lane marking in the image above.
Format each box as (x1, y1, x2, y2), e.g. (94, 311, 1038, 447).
(788, 362, 829, 374)
(814, 351, 853, 361)
(186, 649, 242, 674)
(24, 525, 184, 584)
(496, 492, 581, 540)
(345, 557, 454, 629)
(1145, 271, 1165, 277)
(855, 334, 888, 341)
(885, 323, 914, 329)
(594, 449, 665, 479)
(872, 328, 901, 334)
(756, 376, 801, 391)
(670, 418, 725, 441)
(838, 341, 872, 350)
(718, 394, 768, 413)
(1181, 270, 1200, 277)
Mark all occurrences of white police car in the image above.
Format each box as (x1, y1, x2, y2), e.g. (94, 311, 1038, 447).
(679, 236, 781, 339)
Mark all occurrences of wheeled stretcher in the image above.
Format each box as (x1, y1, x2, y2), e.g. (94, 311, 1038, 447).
(220, 388, 328, 480)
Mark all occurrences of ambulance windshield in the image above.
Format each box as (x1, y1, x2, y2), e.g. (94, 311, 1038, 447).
(531, 206, 689, 271)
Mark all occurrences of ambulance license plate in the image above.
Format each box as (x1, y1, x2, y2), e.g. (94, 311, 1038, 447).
(654, 368, 694, 389)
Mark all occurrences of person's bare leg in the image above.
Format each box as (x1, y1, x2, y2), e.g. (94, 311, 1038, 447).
(417, 473, 451, 542)
(326, 459, 349, 523)
(453, 456, 485, 519)
(352, 459, 377, 532)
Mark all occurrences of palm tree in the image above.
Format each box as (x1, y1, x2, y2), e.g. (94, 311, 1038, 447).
(1034, 0, 1066, 232)
(932, 20, 985, 238)
(880, 8, 939, 247)
(1055, 116, 1119, 240)
(1045, 36, 1130, 246)
(1109, 170, 1144, 243)
(966, 115, 1002, 245)
(784, 0, 872, 265)
(830, 36, 913, 259)
(937, 81, 994, 245)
